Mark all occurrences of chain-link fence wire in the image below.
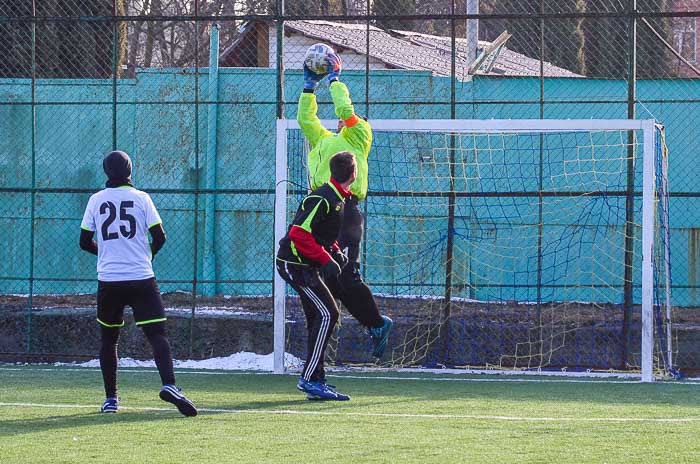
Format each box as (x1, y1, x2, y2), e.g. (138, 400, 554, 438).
(0, 1, 698, 370)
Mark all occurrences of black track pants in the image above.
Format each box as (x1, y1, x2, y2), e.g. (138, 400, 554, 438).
(277, 261, 339, 382)
(326, 197, 384, 329)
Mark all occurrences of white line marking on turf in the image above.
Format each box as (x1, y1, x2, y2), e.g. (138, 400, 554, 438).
(1, 402, 699, 423)
(3, 367, 700, 385)
(326, 374, 700, 385)
(0, 367, 253, 376)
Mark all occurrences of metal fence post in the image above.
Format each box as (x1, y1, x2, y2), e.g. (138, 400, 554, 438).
(202, 24, 220, 297)
(26, 0, 37, 355)
(535, 0, 546, 369)
(362, 0, 370, 281)
(112, 0, 118, 150)
(189, 1, 202, 358)
(276, 0, 285, 119)
(622, 0, 638, 368)
(441, 0, 459, 365)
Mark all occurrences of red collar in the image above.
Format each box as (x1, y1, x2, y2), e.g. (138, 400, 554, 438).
(330, 178, 352, 198)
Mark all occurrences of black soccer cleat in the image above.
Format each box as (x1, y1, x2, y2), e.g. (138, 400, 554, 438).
(159, 385, 198, 417)
(369, 315, 393, 358)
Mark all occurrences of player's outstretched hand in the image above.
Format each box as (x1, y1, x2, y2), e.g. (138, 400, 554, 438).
(304, 63, 325, 91)
(321, 257, 342, 279)
(331, 248, 349, 269)
(327, 53, 342, 82)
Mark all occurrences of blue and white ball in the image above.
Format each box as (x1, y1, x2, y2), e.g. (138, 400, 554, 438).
(304, 43, 334, 75)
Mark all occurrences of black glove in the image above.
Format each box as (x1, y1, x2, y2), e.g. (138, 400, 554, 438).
(331, 248, 349, 269)
(321, 257, 342, 280)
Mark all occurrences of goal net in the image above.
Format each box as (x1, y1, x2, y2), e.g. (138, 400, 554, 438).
(274, 119, 673, 381)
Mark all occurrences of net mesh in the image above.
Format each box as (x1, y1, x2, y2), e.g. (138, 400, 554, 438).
(283, 124, 673, 376)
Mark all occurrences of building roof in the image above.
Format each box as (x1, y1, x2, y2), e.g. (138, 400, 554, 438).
(223, 20, 581, 79)
(390, 29, 581, 78)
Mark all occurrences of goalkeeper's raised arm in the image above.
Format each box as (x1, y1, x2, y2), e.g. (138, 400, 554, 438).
(296, 53, 371, 201)
(297, 63, 334, 149)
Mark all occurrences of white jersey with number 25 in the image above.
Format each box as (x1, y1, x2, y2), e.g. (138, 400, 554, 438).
(81, 186, 162, 282)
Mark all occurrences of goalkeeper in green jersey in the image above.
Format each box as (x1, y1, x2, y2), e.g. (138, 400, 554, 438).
(297, 51, 392, 358)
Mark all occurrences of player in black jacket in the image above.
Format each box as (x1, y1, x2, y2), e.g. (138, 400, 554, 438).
(277, 152, 356, 401)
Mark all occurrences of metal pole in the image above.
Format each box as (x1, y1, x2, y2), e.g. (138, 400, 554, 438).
(112, 0, 118, 150)
(536, 0, 545, 368)
(441, 0, 458, 364)
(659, 132, 673, 371)
(26, 0, 37, 355)
(202, 24, 220, 296)
(466, 0, 479, 62)
(275, 0, 285, 119)
(362, 0, 370, 281)
(365, 2, 370, 117)
(621, 0, 637, 369)
(190, 0, 201, 357)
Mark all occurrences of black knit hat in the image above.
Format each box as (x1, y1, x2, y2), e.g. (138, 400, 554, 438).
(103, 150, 133, 187)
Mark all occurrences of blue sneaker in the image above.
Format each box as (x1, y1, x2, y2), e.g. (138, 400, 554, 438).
(369, 315, 393, 358)
(305, 378, 338, 400)
(100, 397, 118, 413)
(320, 376, 336, 390)
(300, 377, 338, 400)
(159, 385, 198, 417)
(297, 378, 350, 401)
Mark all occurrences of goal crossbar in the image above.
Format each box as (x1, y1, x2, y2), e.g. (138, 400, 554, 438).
(277, 118, 653, 133)
(274, 118, 662, 382)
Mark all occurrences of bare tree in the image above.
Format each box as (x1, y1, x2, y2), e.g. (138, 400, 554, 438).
(124, 0, 250, 71)
(0, 0, 127, 78)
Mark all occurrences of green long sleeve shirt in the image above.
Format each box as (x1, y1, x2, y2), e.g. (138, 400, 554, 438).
(296, 81, 372, 200)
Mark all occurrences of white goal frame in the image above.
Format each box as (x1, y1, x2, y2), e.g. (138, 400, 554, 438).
(274, 118, 662, 382)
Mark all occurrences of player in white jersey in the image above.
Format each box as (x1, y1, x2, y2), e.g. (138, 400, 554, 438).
(80, 150, 197, 417)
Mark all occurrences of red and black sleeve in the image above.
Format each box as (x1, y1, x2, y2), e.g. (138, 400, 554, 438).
(288, 196, 332, 265)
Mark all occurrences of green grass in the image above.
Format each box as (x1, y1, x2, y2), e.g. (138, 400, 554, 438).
(1, 366, 700, 463)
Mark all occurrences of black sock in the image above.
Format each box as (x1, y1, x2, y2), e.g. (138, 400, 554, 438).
(99, 326, 120, 398)
(142, 322, 176, 386)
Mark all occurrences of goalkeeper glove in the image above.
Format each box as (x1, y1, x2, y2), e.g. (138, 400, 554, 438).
(327, 53, 342, 83)
(330, 248, 349, 269)
(321, 257, 342, 280)
(303, 64, 325, 91)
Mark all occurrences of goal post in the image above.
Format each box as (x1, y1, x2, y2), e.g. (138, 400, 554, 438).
(273, 119, 289, 374)
(274, 118, 671, 381)
(641, 119, 655, 382)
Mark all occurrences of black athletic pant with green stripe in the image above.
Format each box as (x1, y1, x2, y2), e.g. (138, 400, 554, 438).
(277, 260, 339, 382)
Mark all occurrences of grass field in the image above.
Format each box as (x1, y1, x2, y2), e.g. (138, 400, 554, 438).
(1, 366, 700, 463)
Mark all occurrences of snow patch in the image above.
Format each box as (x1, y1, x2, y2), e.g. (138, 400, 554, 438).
(164, 307, 256, 317)
(58, 351, 303, 371)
